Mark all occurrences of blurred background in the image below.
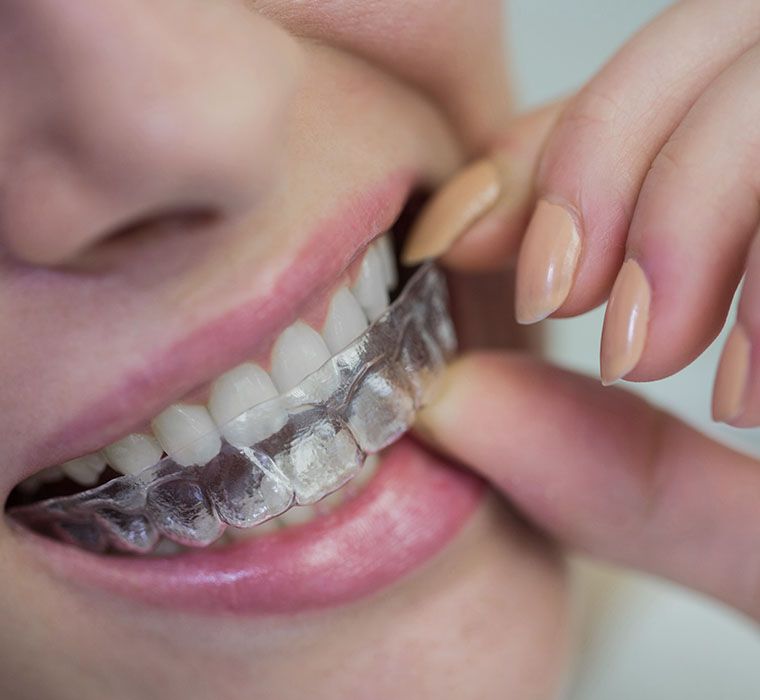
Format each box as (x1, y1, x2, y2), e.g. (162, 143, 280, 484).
(506, 1, 760, 697)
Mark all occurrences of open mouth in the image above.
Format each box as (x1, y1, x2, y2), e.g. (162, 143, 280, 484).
(5, 185, 485, 613)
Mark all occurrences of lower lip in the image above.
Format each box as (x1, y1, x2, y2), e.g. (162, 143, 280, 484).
(14, 437, 484, 614)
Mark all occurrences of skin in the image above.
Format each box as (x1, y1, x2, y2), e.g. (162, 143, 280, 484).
(0, 2, 570, 700)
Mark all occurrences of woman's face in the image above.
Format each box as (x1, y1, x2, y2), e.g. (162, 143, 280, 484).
(0, 2, 570, 698)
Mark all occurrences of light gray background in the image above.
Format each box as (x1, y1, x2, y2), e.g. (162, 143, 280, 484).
(506, 2, 760, 698)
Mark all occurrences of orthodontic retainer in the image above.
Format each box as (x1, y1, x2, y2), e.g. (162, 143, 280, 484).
(9, 263, 457, 554)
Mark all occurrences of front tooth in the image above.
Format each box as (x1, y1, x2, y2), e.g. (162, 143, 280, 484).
(376, 235, 398, 291)
(151, 404, 221, 467)
(270, 321, 332, 393)
(351, 246, 390, 321)
(208, 363, 286, 447)
(61, 452, 107, 486)
(321, 287, 368, 353)
(104, 434, 163, 475)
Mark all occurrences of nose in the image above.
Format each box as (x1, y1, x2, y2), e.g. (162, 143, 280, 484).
(0, 1, 301, 266)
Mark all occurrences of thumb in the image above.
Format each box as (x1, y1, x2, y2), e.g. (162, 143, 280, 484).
(417, 352, 760, 621)
(402, 99, 566, 272)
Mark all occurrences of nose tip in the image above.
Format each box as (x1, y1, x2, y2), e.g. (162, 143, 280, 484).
(0, 2, 301, 266)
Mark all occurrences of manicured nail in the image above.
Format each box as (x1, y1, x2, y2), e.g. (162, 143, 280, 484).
(712, 324, 751, 423)
(600, 259, 651, 386)
(514, 200, 581, 324)
(401, 159, 501, 265)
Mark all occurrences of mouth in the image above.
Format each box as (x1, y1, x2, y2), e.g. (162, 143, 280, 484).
(5, 178, 485, 613)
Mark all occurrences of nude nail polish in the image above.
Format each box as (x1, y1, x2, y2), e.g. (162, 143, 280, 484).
(712, 324, 751, 423)
(401, 159, 501, 265)
(600, 259, 651, 385)
(514, 200, 581, 324)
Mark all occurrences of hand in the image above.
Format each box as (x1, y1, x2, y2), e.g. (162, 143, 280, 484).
(402, 0, 760, 620)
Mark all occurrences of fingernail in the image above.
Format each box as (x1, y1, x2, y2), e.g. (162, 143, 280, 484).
(600, 259, 651, 386)
(401, 158, 501, 265)
(712, 324, 751, 423)
(514, 200, 581, 324)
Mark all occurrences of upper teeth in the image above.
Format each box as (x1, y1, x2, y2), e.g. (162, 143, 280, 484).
(320, 286, 368, 354)
(270, 321, 333, 393)
(207, 362, 285, 449)
(22, 236, 398, 490)
(103, 433, 162, 475)
(350, 245, 390, 321)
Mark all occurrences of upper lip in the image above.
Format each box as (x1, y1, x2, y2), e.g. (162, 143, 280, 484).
(11, 171, 416, 492)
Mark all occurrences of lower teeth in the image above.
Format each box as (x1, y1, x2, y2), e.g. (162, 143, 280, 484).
(9, 263, 456, 555)
(153, 453, 382, 557)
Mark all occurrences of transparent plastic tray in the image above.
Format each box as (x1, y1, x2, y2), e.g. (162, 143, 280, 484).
(9, 263, 456, 553)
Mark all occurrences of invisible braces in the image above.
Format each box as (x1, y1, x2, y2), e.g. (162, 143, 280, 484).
(9, 263, 456, 554)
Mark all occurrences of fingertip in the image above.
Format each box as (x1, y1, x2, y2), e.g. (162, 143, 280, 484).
(400, 158, 502, 266)
(599, 259, 651, 385)
(403, 101, 569, 271)
(712, 323, 751, 425)
(514, 200, 581, 325)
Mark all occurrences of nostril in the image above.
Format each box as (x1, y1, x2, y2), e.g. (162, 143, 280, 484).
(0, 196, 222, 268)
(108, 206, 221, 244)
(0, 1, 301, 268)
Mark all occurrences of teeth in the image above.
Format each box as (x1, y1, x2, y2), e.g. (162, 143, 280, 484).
(61, 453, 107, 486)
(208, 363, 286, 447)
(226, 518, 281, 541)
(354, 453, 380, 488)
(321, 287, 369, 354)
(39, 466, 64, 484)
(151, 405, 221, 467)
(276, 504, 317, 527)
(103, 434, 163, 476)
(150, 539, 184, 557)
(376, 235, 398, 291)
(18, 465, 63, 494)
(216, 455, 383, 543)
(351, 245, 390, 321)
(317, 488, 345, 511)
(270, 321, 332, 393)
(10, 260, 455, 560)
(22, 241, 396, 498)
(17, 476, 42, 495)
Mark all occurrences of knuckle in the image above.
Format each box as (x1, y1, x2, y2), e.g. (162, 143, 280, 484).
(560, 84, 631, 136)
(651, 134, 692, 178)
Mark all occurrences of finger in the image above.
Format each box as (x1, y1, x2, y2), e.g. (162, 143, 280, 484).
(714, 231, 760, 426)
(417, 352, 760, 620)
(514, 0, 760, 323)
(601, 44, 760, 385)
(401, 99, 565, 272)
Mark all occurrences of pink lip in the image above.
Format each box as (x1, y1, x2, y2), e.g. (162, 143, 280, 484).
(24, 171, 416, 480)
(16, 438, 485, 613)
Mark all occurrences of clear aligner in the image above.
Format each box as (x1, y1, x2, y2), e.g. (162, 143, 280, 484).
(8, 263, 457, 554)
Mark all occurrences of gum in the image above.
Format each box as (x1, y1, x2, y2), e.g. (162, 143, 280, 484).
(9, 263, 456, 554)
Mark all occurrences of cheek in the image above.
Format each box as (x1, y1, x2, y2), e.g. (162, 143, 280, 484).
(257, 0, 511, 148)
